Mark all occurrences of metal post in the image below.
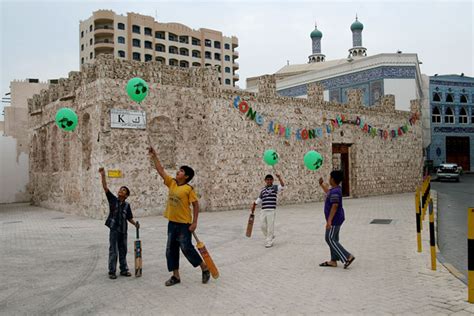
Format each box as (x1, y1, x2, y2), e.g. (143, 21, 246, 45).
(429, 198, 436, 270)
(416, 187, 422, 253)
(468, 208, 474, 303)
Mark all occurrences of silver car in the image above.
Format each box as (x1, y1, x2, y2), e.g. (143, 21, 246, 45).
(436, 163, 460, 182)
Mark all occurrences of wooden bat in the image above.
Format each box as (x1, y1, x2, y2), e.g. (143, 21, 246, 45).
(246, 211, 255, 237)
(134, 221, 142, 277)
(192, 232, 219, 279)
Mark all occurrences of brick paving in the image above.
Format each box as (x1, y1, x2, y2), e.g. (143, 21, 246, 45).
(1, 193, 473, 315)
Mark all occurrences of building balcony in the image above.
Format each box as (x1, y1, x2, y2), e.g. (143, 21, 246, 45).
(95, 39, 114, 49)
(94, 26, 114, 35)
(232, 62, 239, 69)
(233, 73, 239, 80)
(232, 50, 239, 58)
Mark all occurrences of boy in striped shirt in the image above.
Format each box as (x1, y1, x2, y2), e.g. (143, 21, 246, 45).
(251, 174, 285, 248)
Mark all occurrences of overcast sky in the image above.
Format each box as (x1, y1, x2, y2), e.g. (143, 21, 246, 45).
(1, 0, 473, 119)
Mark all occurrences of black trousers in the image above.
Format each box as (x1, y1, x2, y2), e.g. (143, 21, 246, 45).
(166, 221, 202, 272)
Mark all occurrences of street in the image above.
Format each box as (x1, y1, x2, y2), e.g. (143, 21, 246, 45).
(433, 173, 474, 281)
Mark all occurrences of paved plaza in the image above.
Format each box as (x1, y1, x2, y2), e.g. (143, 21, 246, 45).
(1, 193, 474, 315)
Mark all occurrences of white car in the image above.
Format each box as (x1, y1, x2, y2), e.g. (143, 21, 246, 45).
(436, 163, 460, 182)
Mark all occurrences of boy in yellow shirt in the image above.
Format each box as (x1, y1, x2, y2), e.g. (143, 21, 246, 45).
(148, 146, 210, 286)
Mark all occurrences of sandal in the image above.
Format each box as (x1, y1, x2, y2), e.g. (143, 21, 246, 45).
(202, 270, 210, 284)
(165, 276, 181, 286)
(344, 256, 355, 269)
(319, 261, 337, 267)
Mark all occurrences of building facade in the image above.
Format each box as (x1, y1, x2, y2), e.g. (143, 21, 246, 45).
(79, 10, 239, 87)
(27, 55, 422, 218)
(246, 17, 424, 113)
(428, 74, 474, 171)
(1, 79, 53, 203)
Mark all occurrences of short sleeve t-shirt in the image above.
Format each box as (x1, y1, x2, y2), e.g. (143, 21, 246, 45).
(324, 186, 345, 226)
(163, 175, 198, 224)
(255, 185, 284, 210)
(105, 190, 133, 233)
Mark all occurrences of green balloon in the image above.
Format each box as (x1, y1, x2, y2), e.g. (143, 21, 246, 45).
(55, 108, 78, 132)
(304, 150, 323, 171)
(126, 77, 149, 103)
(263, 149, 279, 166)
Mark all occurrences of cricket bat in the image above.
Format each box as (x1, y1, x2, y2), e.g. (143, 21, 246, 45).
(246, 211, 255, 238)
(134, 221, 142, 277)
(192, 232, 219, 279)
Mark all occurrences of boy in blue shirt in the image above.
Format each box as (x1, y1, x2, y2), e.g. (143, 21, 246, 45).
(318, 170, 355, 268)
(99, 167, 139, 279)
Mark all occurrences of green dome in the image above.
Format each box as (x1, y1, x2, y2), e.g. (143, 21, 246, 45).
(351, 18, 364, 31)
(310, 28, 323, 39)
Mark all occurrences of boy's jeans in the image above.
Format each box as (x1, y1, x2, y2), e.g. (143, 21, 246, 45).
(325, 225, 351, 263)
(166, 221, 203, 272)
(108, 229, 128, 274)
(260, 209, 276, 243)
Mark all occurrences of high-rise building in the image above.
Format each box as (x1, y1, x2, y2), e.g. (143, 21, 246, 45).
(79, 10, 239, 87)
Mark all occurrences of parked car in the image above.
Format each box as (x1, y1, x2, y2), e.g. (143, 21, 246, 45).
(436, 163, 460, 182)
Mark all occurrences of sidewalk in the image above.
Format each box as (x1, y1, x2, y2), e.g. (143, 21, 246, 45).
(1, 194, 473, 315)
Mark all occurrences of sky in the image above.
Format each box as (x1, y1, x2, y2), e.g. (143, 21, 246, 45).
(1, 0, 473, 120)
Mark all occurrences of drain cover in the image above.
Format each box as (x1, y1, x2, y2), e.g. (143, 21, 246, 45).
(370, 219, 392, 224)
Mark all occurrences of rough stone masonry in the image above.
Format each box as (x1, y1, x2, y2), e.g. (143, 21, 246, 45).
(28, 54, 422, 218)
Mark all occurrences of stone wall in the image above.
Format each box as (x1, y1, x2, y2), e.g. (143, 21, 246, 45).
(28, 55, 422, 218)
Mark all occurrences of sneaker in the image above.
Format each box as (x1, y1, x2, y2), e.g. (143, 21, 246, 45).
(120, 271, 132, 277)
(202, 270, 210, 284)
(109, 272, 117, 280)
(265, 241, 273, 248)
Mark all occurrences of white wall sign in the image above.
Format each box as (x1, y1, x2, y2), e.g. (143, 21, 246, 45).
(110, 109, 147, 129)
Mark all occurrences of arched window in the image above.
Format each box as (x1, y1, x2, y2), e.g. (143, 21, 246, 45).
(192, 62, 201, 67)
(32, 134, 39, 172)
(432, 92, 441, 102)
(169, 46, 178, 54)
(225, 55, 230, 61)
(132, 52, 141, 61)
(225, 79, 231, 85)
(225, 67, 231, 73)
(446, 93, 454, 102)
(459, 108, 468, 124)
(180, 60, 189, 68)
(192, 50, 201, 58)
(81, 113, 91, 170)
(51, 125, 59, 172)
(118, 36, 125, 44)
(117, 23, 125, 30)
(179, 48, 189, 56)
(460, 95, 468, 103)
(149, 116, 176, 168)
(118, 50, 125, 58)
(155, 56, 166, 64)
(169, 59, 178, 66)
(63, 132, 70, 171)
(145, 54, 152, 62)
(444, 107, 454, 123)
(155, 44, 165, 52)
(144, 41, 152, 49)
(132, 39, 141, 47)
(431, 107, 441, 123)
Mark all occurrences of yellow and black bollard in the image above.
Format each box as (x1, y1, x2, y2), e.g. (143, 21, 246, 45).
(416, 187, 422, 252)
(429, 198, 436, 270)
(468, 208, 474, 303)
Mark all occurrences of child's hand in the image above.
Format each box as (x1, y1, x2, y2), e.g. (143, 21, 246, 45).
(148, 146, 156, 156)
(99, 167, 105, 175)
(135, 222, 140, 229)
(318, 177, 324, 185)
(189, 222, 197, 232)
